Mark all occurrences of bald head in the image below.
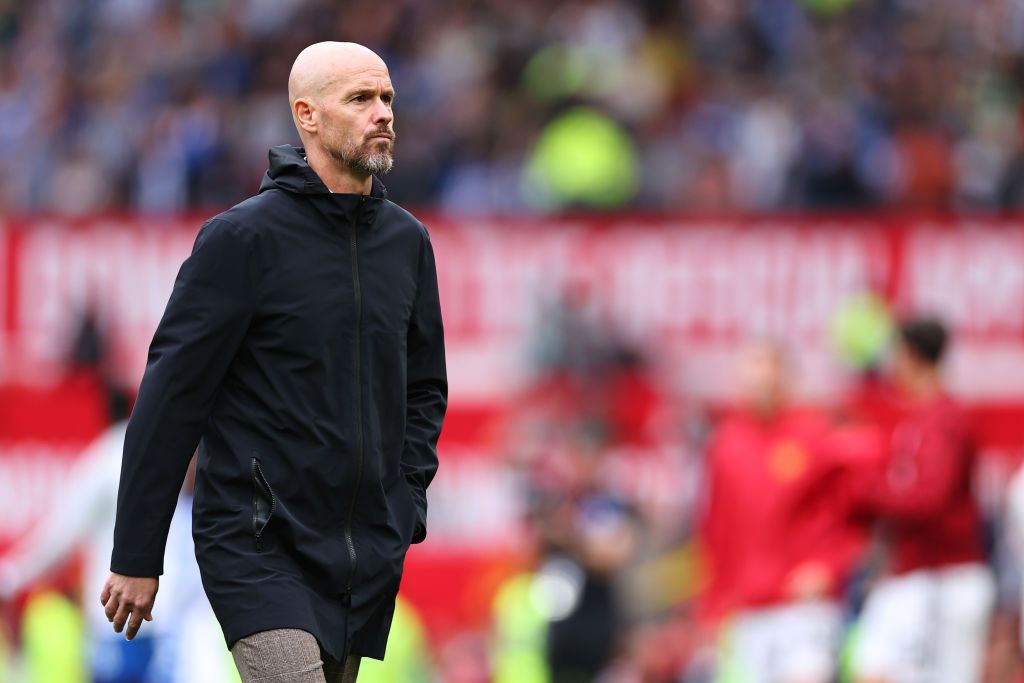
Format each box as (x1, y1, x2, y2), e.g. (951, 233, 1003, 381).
(287, 41, 397, 185)
(288, 42, 388, 112)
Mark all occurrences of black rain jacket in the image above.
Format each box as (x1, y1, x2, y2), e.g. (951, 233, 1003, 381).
(111, 144, 447, 661)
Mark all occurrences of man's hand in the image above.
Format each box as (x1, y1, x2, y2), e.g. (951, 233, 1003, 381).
(100, 573, 158, 640)
(786, 561, 832, 601)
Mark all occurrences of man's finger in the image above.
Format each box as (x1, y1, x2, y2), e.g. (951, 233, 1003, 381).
(99, 583, 110, 606)
(125, 609, 145, 640)
(112, 602, 132, 633)
(104, 594, 119, 622)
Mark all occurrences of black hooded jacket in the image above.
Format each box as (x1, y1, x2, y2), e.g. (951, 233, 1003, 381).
(111, 144, 447, 660)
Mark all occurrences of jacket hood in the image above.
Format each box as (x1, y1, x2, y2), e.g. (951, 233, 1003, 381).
(259, 144, 388, 199)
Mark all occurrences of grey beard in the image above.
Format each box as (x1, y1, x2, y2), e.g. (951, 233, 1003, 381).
(357, 150, 393, 175)
(330, 143, 394, 176)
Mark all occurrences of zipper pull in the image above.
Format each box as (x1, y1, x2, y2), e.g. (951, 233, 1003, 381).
(355, 195, 366, 225)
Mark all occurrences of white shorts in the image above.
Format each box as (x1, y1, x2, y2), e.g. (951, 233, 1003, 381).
(852, 563, 995, 683)
(719, 601, 841, 683)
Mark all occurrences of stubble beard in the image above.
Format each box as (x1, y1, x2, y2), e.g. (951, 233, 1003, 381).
(328, 134, 395, 177)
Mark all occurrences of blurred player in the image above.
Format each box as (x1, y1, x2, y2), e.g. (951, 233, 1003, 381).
(851, 317, 994, 683)
(699, 344, 863, 683)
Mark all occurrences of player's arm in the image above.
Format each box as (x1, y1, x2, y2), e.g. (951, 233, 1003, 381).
(695, 436, 731, 625)
(785, 425, 883, 595)
(104, 218, 257, 638)
(786, 461, 869, 600)
(401, 226, 447, 544)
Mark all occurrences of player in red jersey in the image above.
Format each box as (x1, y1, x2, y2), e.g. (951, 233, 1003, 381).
(699, 344, 866, 683)
(851, 317, 994, 683)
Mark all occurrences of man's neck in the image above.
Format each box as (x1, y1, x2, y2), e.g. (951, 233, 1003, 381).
(907, 370, 943, 402)
(748, 396, 784, 421)
(304, 145, 372, 195)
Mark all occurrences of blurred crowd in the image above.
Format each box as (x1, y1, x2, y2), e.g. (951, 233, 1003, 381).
(2, 0, 1024, 214)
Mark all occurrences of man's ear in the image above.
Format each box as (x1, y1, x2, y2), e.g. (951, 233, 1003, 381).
(293, 98, 317, 134)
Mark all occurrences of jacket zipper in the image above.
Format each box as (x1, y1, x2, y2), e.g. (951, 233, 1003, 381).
(343, 196, 367, 599)
(252, 457, 277, 553)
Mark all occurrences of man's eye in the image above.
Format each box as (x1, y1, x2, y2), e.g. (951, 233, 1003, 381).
(352, 95, 366, 102)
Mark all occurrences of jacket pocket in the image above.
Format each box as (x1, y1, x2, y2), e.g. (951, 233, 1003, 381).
(251, 457, 277, 552)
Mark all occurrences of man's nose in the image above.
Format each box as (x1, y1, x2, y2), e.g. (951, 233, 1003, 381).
(371, 98, 393, 126)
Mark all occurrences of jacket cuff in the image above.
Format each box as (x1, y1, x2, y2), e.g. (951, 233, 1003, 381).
(412, 519, 427, 545)
(110, 550, 163, 577)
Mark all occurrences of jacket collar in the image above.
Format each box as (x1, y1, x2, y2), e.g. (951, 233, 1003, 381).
(258, 144, 388, 200)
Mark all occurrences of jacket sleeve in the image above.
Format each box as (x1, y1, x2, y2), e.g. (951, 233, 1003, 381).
(111, 219, 256, 576)
(402, 227, 447, 544)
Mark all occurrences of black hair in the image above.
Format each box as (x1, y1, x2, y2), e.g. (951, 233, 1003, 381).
(898, 316, 949, 366)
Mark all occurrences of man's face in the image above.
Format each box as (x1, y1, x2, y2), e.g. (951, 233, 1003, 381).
(740, 345, 788, 415)
(317, 66, 396, 176)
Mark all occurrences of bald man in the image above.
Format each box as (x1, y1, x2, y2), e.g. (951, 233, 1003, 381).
(102, 42, 447, 682)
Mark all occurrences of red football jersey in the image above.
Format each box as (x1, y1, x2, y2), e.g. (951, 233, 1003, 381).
(858, 394, 985, 574)
(698, 407, 868, 623)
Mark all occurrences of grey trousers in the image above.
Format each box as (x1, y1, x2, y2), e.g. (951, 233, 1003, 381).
(230, 628, 361, 683)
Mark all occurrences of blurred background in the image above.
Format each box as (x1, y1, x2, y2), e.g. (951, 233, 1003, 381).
(0, 0, 1023, 681)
